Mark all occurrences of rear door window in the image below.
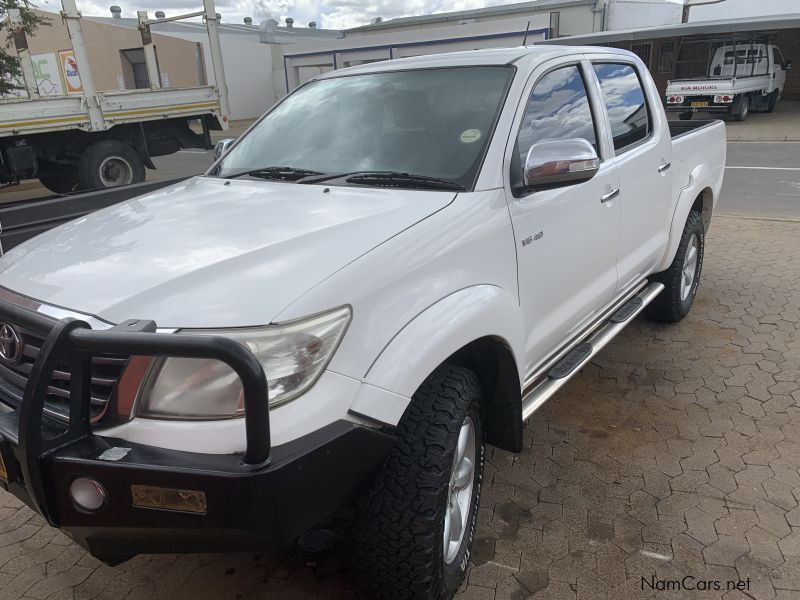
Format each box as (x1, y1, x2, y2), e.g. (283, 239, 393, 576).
(592, 63, 651, 153)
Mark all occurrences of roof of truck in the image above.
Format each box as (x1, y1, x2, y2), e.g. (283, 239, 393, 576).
(318, 45, 635, 78)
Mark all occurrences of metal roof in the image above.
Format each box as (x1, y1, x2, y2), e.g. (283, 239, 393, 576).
(543, 12, 800, 45)
(86, 15, 342, 41)
(317, 44, 633, 76)
(345, 0, 596, 33)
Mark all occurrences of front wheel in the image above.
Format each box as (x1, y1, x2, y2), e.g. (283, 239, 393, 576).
(353, 365, 485, 600)
(646, 210, 704, 323)
(766, 90, 779, 113)
(38, 164, 79, 194)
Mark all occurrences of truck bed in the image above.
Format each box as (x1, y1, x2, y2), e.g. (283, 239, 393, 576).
(0, 85, 226, 138)
(669, 119, 727, 206)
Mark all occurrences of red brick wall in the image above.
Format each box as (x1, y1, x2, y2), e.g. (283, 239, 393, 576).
(775, 30, 799, 100)
(603, 29, 800, 100)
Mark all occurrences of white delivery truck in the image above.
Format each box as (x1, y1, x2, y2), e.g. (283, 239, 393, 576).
(0, 46, 725, 599)
(0, 0, 229, 193)
(665, 39, 790, 121)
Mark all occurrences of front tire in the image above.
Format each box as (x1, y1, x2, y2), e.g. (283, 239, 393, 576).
(353, 365, 485, 600)
(38, 164, 79, 194)
(646, 210, 704, 323)
(766, 90, 779, 113)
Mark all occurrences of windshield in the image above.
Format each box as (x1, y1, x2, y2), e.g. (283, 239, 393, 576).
(211, 66, 514, 189)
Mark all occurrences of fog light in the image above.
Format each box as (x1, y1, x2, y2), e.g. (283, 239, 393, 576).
(69, 477, 107, 513)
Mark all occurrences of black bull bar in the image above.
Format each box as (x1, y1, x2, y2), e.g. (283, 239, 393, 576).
(0, 300, 271, 523)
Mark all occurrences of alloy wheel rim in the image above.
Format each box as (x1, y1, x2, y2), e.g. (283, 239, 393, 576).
(99, 156, 134, 187)
(681, 234, 699, 301)
(443, 415, 476, 564)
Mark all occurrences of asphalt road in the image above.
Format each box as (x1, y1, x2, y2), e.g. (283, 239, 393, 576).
(1, 142, 798, 220)
(719, 142, 800, 220)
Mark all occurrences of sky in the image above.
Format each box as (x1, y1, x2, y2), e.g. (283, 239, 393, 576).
(30, 0, 800, 32)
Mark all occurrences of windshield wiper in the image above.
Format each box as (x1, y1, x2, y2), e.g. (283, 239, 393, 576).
(299, 171, 464, 191)
(222, 166, 325, 181)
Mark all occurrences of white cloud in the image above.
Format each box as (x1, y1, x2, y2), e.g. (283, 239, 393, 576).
(35, 0, 543, 30)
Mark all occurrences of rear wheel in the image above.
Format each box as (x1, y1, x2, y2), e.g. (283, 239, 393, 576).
(645, 210, 704, 323)
(732, 95, 750, 121)
(353, 365, 485, 600)
(678, 112, 693, 121)
(78, 141, 145, 190)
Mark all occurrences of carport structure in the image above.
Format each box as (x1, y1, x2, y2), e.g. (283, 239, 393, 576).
(545, 13, 800, 100)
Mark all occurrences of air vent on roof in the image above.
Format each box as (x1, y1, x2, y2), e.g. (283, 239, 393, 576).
(155, 10, 165, 18)
(308, 21, 316, 28)
(371, 16, 382, 24)
(110, 5, 121, 18)
(285, 17, 294, 28)
(244, 17, 253, 24)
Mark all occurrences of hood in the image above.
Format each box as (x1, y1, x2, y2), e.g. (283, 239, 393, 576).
(0, 177, 455, 327)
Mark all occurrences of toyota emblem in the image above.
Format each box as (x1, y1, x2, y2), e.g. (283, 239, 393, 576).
(0, 323, 22, 365)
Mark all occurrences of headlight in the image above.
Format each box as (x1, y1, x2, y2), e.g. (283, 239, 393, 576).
(136, 306, 351, 419)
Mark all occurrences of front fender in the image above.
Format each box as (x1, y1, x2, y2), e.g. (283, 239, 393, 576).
(348, 285, 524, 426)
(654, 162, 716, 273)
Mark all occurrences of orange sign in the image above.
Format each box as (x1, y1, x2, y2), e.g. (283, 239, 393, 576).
(59, 49, 83, 94)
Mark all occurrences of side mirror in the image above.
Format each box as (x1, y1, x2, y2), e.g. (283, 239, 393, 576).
(213, 138, 235, 160)
(524, 138, 599, 189)
(785, 61, 792, 71)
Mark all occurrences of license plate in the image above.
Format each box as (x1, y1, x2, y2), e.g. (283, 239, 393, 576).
(691, 101, 709, 107)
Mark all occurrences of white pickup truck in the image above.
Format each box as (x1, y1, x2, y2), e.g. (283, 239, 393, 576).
(666, 42, 790, 121)
(0, 46, 725, 598)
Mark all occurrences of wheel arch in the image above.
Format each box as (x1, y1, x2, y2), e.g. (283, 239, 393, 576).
(654, 174, 715, 274)
(445, 336, 523, 452)
(353, 285, 525, 451)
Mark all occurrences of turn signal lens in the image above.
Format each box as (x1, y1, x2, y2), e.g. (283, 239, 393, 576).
(69, 477, 107, 513)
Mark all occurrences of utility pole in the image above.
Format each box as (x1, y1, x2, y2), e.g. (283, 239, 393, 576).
(682, 0, 728, 23)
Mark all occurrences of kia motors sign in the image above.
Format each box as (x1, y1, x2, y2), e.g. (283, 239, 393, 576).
(59, 49, 83, 94)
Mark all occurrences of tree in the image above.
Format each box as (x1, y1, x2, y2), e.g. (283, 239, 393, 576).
(0, 0, 49, 96)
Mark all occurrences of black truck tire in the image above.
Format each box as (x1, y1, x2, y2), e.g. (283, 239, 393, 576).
(732, 95, 750, 121)
(678, 112, 693, 121)
(38, 166, 79, 194)
(766, 90, 779, 113)
(78, 141, 145, 190)
(353, 365, 485, 600)
(645, 210, 705, 324)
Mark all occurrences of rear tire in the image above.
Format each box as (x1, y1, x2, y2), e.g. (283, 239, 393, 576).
(645, 210, 704, 324)
(78, 141, 145, 190)
(678, 112, 693, 121)
(353, 365, 485, 600)
(732, 95, 750, 121)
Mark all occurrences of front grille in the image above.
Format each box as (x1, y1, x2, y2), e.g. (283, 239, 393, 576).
(0, 325, 128, 421)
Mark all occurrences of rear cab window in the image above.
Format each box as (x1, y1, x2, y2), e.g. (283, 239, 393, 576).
(592, 63, 652, 153)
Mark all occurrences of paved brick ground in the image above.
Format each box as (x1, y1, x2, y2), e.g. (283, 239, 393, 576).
(1, 215, 799, 600)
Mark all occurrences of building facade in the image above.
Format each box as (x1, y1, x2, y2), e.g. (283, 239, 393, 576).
(2, 10, 201, 97)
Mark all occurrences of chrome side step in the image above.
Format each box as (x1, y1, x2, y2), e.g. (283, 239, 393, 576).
(520, 282, 664, 421)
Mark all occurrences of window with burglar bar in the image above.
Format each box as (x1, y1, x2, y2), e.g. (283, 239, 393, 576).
(631, 42, 653, 69)
(658, 41, 675, 73)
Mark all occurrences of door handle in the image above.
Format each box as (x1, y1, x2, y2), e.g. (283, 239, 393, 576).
(600, 188, 619, 203)
(658, 162, 671, 173)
